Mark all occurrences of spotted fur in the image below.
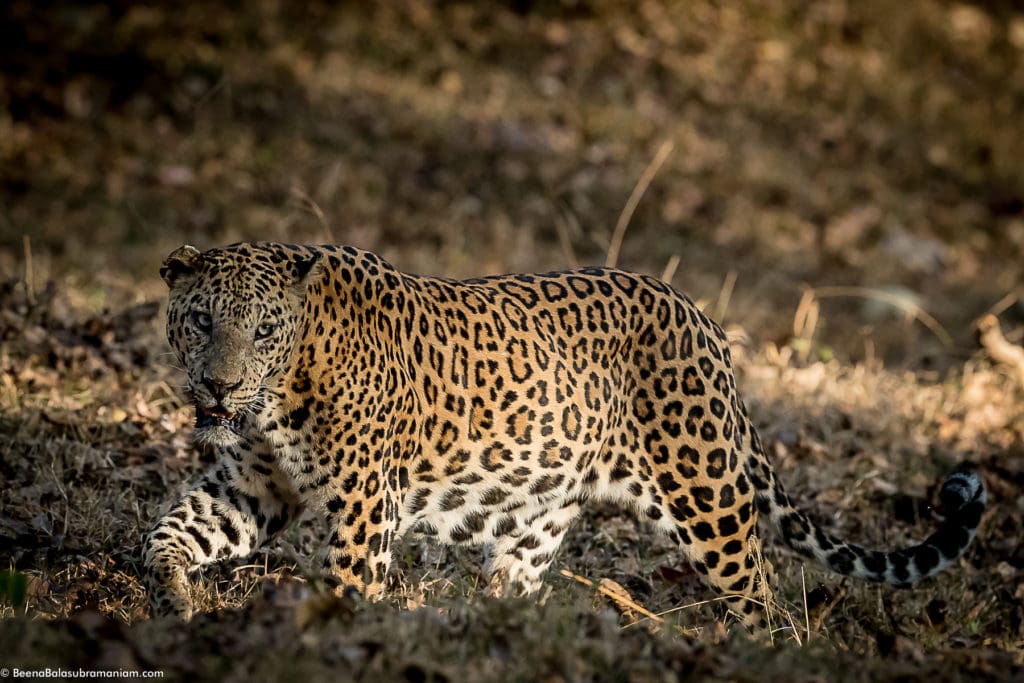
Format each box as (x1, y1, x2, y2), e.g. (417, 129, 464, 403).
(143, 242, 986, 628)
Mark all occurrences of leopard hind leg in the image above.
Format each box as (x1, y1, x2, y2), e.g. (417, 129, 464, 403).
(484, 501, 580, 597)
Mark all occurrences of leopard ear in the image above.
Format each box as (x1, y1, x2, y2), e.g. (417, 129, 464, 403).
(161, 245, 203, 287)
(292, 252, 322, 287)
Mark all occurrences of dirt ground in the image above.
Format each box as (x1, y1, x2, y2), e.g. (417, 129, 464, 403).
(2, 1, 1023, 680)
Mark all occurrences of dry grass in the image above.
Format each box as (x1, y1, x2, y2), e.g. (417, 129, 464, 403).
(2, 0, 1024, 680)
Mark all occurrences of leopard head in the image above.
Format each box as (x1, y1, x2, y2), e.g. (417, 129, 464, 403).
(161, 243, 321, 446)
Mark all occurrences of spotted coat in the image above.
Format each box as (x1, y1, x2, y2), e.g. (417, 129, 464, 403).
(143, 242, 987, 628)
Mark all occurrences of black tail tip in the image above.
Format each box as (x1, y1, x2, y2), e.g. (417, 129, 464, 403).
(938, 466, 986, 515)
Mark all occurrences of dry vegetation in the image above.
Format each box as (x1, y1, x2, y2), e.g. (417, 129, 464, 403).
(2, 0, 1024, 680)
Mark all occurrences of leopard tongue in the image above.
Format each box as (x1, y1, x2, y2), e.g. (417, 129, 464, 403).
(202, 405, 236, 419)
(195, 404, 236, 428)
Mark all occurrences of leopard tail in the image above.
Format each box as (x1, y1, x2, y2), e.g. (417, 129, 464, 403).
(744, 426, 986, 586)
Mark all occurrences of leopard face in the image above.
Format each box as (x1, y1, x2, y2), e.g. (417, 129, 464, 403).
(161, 244, 321, 446)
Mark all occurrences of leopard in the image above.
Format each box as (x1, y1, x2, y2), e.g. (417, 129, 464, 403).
(143, 241, 986, 630)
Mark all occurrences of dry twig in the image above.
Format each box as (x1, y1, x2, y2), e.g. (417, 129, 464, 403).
(809, 285, 953, 347)
(977, 314, 1024, 387)
(660, 254, 681, 283)
(605, 140, 674, 268)
(559, 569, 664, 625)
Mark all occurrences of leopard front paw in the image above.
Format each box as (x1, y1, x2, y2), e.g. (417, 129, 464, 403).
(145, 565, 194, 621)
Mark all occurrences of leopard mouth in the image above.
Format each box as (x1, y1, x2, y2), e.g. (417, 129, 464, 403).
(194, 404, 238, 431)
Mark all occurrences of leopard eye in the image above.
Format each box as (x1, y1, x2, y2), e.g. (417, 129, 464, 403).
(191, 310, 212, 334)
(255, 322, 278, 340)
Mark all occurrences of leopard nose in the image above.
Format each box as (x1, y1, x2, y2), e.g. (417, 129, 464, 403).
(202, 374, 242, 400)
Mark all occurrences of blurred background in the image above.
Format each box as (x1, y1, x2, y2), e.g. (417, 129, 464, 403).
(3, 0, 1024, 367)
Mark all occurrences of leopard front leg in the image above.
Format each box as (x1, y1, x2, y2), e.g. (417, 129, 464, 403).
(143, 459, 300, 619)
(319, 481, 400, 600)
